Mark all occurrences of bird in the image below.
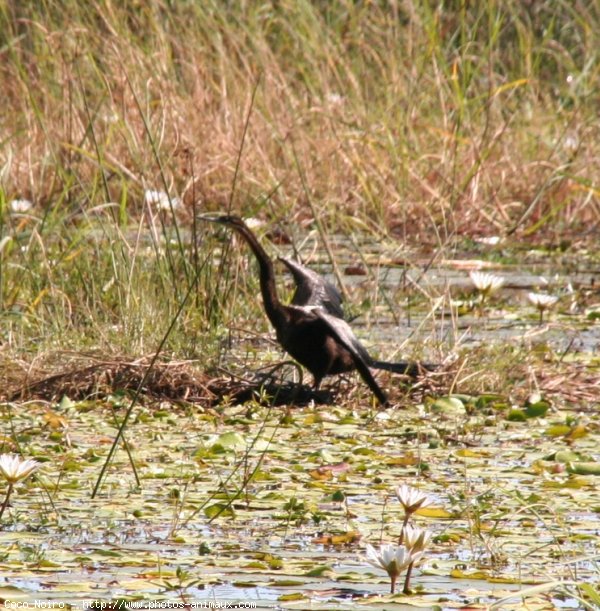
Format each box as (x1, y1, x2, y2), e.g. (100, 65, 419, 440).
(202, 214, 431, 404)
(278, 256, 345, 318)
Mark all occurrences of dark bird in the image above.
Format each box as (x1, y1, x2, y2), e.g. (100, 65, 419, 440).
(202, 214, 430, 404)
(279, 256, 344, 318)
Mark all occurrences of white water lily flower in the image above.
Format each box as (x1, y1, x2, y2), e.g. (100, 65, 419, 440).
(396, 484, 434, 515)
(475, 236, 502, 246)
(365, 543, 413, 574)
(244, 217, 264, 230)
(365, 543, 417, 593)
(528, 292, 559, 323)
(9, 199, 33, 213)
(469, 271, 504, 295)
(527, 292, 559, 309)
(400, 524, 433, 554)
(0, 454, 39, 484)
(144, 189, 181, 211)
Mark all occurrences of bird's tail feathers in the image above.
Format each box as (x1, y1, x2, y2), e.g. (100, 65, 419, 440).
(371, 360, 436, 378)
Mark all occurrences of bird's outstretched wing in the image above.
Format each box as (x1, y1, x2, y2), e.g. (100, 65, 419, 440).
(308, 308, 388, 405)
(279, 257, 344, 319)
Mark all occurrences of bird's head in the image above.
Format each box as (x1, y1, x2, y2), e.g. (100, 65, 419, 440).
(198, 214, 267, 256)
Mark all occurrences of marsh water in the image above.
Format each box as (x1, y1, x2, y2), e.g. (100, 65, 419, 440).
(277, 235, 600, 358)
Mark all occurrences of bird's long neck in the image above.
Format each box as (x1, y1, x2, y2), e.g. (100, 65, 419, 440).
(233, 225, 288, 329)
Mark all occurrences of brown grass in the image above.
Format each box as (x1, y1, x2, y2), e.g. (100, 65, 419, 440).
(1, 1, 599, 239)
(1, 349, 449, 408)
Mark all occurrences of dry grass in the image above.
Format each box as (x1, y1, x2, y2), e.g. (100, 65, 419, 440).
(0, 349, 448, 408)
(2, 352, 213, 404)
(1, 1, 599, 238)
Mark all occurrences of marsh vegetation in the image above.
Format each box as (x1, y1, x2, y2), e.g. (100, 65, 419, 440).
(1, 1, 599, 608)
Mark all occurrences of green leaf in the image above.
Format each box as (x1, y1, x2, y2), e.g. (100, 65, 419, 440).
(430, 397, 466, 415)
(278, 593, 305, 601)
(216, 431, 246, 449)
(545, 424, 571, 437)
(581, 583, 600, 605)
(204, 503, 236, 519)
(58, 395, 76, 409)
(506, 409, 527, 422)
(524, 400, 550, 418)
(304, 565, 334, 577)
(552, 450, 584, 463)
(566, 462, 600, 476)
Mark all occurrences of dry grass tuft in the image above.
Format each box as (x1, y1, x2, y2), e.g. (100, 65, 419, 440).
(1, 345, 596, 416)
(3, 352, 214, 404)
(535, 362, 600, 407)
(452, 345, 600, 411)
(1, 351, 453, 408)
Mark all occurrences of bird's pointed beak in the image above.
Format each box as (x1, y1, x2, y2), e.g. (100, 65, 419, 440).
(196, 213, 224, 223)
